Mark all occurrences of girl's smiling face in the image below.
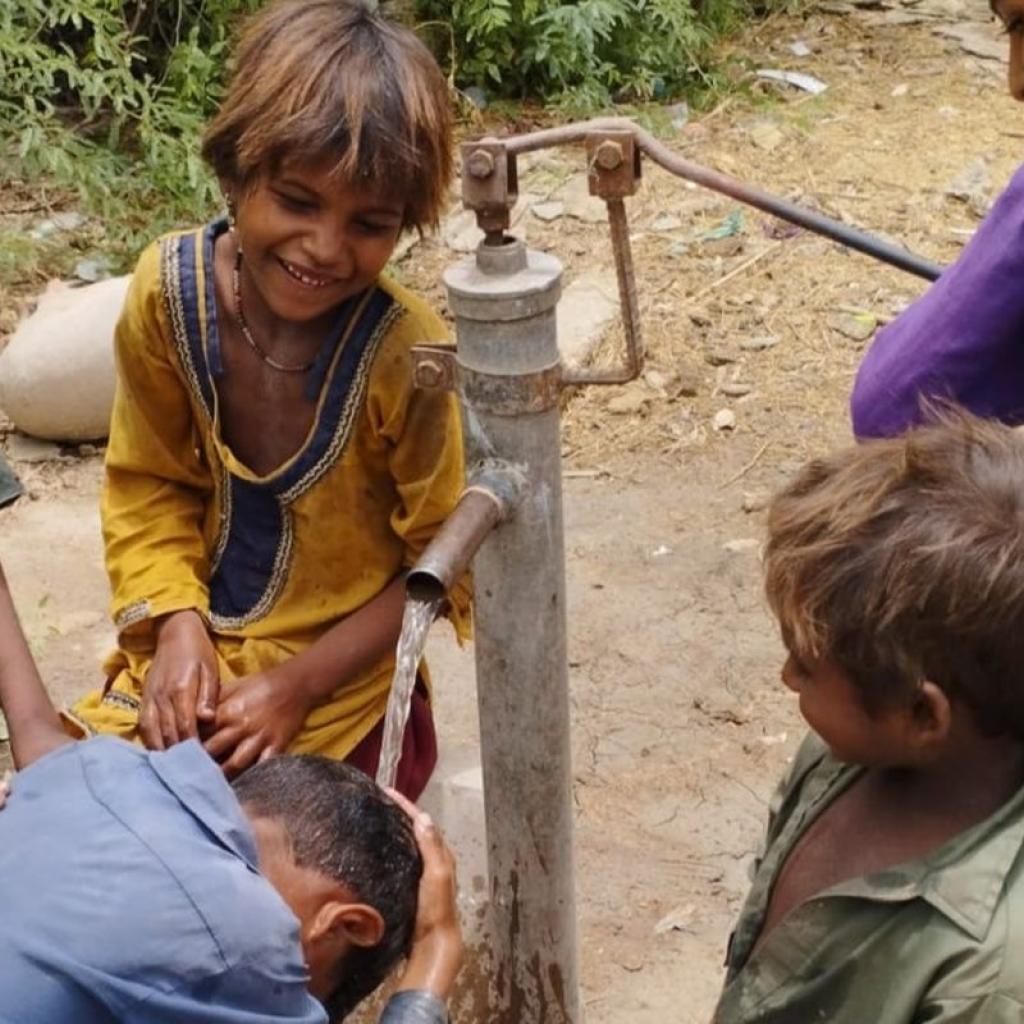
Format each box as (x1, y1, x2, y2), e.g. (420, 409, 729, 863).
(993, 0, 1024, 99)
(231, 156, 405, 325)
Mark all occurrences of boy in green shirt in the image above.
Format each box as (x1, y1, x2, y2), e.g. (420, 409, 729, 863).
(716, 413, 1024, 1023)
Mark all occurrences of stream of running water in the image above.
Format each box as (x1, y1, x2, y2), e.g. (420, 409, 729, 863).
(376, 593, 443, 790)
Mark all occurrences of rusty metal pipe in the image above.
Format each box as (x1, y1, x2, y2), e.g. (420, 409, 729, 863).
(502, 117, 944, 282)
(562, 197, 644, 386)
(407, 465, 523, 604)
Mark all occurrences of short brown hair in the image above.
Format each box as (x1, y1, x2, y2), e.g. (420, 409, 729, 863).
(202, 0, 453, 231)
(764, 411, 1024, 738)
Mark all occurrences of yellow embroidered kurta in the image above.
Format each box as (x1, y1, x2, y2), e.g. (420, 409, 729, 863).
(70, 223, 469, 758)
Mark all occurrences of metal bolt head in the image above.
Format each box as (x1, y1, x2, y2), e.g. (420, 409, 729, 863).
(466, 149, 496, 179)
(594, 140, 624, 170)
(416, 359, 445, 389)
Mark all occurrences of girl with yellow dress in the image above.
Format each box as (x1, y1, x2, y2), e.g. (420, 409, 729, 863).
(67, 0, 469, 799)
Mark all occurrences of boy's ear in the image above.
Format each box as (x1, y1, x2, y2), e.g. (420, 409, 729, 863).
(909, 680, 952, 755)
(310, 900, 385, 950)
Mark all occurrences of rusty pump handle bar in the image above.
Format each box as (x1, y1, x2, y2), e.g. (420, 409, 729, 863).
(502, 117, 945, 284)
(435, 117, 945, 399)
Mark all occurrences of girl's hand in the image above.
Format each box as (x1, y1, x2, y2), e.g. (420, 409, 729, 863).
(203, 668, 312, 778)
(0, 771, 11, 809)
(141, 610, 220, 750)
(386, 788, 463, 1002)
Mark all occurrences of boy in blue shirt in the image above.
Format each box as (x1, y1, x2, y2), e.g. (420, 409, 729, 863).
(0, 561, 460, 1023)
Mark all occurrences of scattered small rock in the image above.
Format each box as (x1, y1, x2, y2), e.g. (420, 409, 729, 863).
(713, 409, 737, 432)
(705, 347, 739, 367)
(76, 443, 101, 458)
(650, 213, 684, 232)
(933, 23, 1007, 62)
(643, 368, 675, 394)
(701, 235, 745, 258)
(676, 369, 701, 398)
(749, 121, 785, 152)
(557, 272, 620, 367)
(742, 491, 770, 513)
(558, 175, 608, 224)
(890, 82, 909, 97)
(6, 434, 62, 463)
(74, 257, 113, 283)
(946, 159, 992, 217)
(607, 389, 651, 416)
(789, 40, 812, 57)
(740, 335, 779, 352)
(828, 312, 877, 343)
(28, 211, 86, 240)
(442, 208, 483, 253)
(723, 537, 759, 554)
(720, 382, 754, 398)
(655, 904, 695, 935)
(531, 201, 565, 222)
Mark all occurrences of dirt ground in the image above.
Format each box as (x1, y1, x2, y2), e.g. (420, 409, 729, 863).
(0, 0, 1020, 1020)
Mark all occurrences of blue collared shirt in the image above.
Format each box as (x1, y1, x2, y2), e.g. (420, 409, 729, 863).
(0, 736, 327, 1023)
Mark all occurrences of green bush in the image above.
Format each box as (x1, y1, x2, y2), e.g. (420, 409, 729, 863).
(0, 0, 260, 261)
(412, 0, 755, 109)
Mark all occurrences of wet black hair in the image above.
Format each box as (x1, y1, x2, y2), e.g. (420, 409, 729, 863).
(232, 756, 421, 1019)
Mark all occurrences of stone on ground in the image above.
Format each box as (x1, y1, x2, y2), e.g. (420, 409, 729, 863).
(0, 276, 130, 441)
(557, 272, 621, 367)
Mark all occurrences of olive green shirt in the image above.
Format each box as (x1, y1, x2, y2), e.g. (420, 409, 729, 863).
(714, 734, 1024, 1023)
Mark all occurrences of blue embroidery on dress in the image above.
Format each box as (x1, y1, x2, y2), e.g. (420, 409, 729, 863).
(202, 221, 225, 379)
(210, 291, 396, 622)
(174, 230, 216, 416)
(164, 222, 398, 627)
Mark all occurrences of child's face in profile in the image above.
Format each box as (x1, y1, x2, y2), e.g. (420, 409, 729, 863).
(234, 155, 405, 324)
(781, 653, 918, 766)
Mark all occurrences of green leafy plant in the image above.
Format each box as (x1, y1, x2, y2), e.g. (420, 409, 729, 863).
(0, 0, 261, 268)
(412, 0, 766, 109)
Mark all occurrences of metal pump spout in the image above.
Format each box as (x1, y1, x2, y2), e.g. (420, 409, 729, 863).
(407, 463, 525, 604)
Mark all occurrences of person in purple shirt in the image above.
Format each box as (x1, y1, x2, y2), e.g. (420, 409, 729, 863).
(851, 0, 1024, 437)
(0, 560, 461, 1024)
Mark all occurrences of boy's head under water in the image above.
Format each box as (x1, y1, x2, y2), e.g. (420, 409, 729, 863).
(231, 756, 421, 1020)
(764, 412, 1024, 766)
(200, 0, 453, 327)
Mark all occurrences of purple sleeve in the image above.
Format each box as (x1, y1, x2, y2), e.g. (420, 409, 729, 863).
(850, 163, 1024, 438)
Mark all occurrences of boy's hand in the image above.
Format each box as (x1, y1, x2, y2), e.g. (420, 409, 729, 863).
(386, 788, 463, 1002)
(0, 771, 11, 809)
(203, 668, 312, 778)
(141, 610, 220, 750)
